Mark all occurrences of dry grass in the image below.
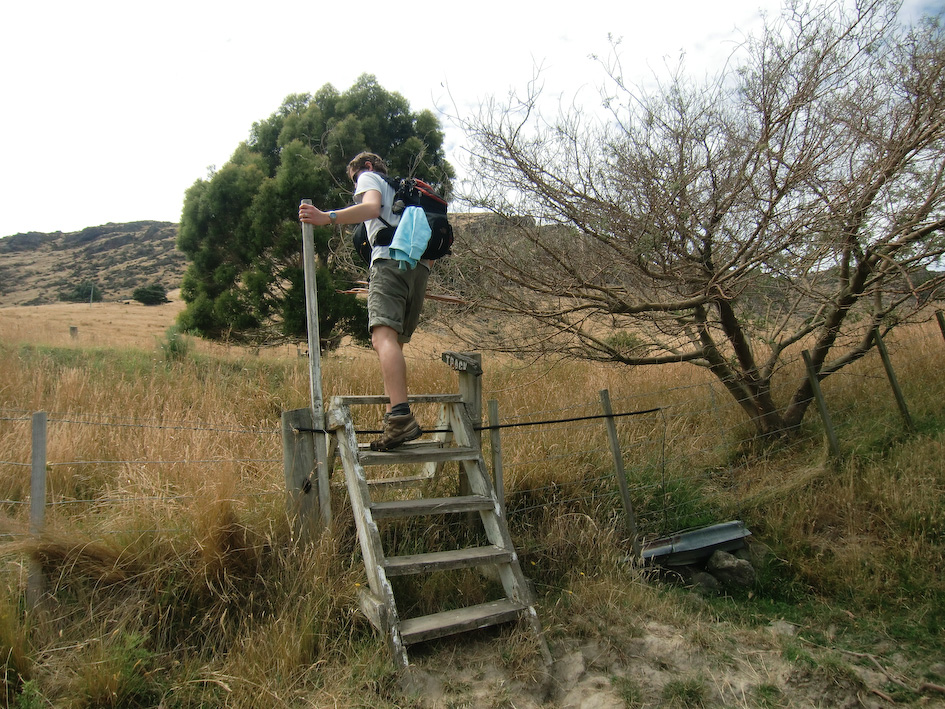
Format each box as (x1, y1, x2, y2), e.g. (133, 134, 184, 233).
(1, 302, 944, 706)
(0, 295, 190, 352)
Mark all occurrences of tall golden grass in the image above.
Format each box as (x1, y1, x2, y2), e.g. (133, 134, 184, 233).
(0, 305, 943, 707)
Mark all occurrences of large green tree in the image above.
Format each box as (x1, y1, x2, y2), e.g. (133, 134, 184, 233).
(176, 75, 453, 345)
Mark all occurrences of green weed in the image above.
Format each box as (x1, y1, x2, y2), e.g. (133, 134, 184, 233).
(753, 682, 784, 708)
(661, 676, 707, 707)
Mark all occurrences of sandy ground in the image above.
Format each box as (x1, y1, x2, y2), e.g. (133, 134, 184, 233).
(393, 611, 911, 709)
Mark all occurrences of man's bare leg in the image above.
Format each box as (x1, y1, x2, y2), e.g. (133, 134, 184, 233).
(372, 325, 407, 410)
(370, 325, 420, 450)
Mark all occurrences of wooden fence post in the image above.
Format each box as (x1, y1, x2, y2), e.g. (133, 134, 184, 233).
(456, 352, 483, 445)
(282, 408, 319, 542)
(28, 412, 47, 610)
(487, 399, 506, 514)
(936, 310, 945, 345)
(599, 390, 642, 560)
(802, 350, 841, 459)
(874, 328, 915, 432)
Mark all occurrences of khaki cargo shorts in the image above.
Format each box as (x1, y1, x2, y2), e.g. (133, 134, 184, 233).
(367, 258, 430, 343)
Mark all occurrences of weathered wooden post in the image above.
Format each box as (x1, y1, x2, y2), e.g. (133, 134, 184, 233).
(936, 311, 945, 345)
(599, 390, 642, 560)
(487, 399, 506, 514)
(282, 408, 318, 542)
(802, 350, 841, 459)
(298, 200, 331, 528)
(447, 352, 483, 442)
(28, 412, 47, 609)
(442, 352, 483, 521)
(874, 328, 915, 432)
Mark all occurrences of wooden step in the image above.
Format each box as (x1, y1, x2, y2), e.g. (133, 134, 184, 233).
(371, 495, 494, 520)
(359, 445, 479, 467)
(384, 545, 512, 576)
(357, 439, 450, 452)
(399, 599, 528, 645)
(331, 394, 463, 407)
(330, 395, 548, 668)
(366, 472, 434, 489)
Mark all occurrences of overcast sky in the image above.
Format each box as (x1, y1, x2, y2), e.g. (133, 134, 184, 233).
(0, 0, 937, 237)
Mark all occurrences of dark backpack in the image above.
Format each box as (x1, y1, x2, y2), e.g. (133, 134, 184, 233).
(351, 175, 453, 265)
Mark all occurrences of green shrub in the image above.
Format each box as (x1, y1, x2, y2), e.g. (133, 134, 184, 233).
(58, 281, 103, 302)
(13, 681, 43, 709)
(132, 283, 169, 305)
(160, 325, 192, 362)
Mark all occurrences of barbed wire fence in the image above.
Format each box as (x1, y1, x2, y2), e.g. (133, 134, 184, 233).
(475, 315, 945, 548)
(2, 315, 943, 606)
(0, 410, 286, 605)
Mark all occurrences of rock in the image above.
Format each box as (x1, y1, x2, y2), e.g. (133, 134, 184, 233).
(769, 619, 798, 637)
(706, 550, 756, 587)
(690, 571, 721, 595)
(743, 540, 773, 568)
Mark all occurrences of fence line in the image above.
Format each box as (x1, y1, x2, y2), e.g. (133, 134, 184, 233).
(47, 458, 281, 467)
(2, 408, 280, 435)
(481, 319, 944, 539)
(48, 417, 280, 435)
(3, 315, 942, 601)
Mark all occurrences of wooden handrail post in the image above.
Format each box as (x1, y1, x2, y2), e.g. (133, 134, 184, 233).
(300, 201, 331, 529)
(453, 352, 483, 442)
(443, 352, 483, 500)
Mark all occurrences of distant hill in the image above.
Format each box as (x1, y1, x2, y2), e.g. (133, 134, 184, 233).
(0, 214, 514, 309)
(0, 221, 186, 306)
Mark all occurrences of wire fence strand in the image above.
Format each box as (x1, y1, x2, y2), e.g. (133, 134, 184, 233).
(2, 319, 942, 546)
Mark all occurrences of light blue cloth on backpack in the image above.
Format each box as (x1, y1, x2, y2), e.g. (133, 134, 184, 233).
(388, 206, 432, 270)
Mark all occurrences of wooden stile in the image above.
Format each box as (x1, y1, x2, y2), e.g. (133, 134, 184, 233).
(326, 355, 550, 669)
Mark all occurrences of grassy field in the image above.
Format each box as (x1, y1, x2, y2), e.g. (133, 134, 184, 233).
(1, 301, 944, 707)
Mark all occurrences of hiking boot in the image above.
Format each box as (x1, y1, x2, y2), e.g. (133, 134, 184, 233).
(370, 413, 421, 451)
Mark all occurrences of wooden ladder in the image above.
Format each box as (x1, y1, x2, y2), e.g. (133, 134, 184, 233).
(327, 393, 549, 669)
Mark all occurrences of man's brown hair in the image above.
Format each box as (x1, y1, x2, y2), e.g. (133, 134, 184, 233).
(347, 152, 389, 182)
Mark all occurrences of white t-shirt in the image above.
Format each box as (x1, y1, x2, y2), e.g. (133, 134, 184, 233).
(353, 171, 399, 264)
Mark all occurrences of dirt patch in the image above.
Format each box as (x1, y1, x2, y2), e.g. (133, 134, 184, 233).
(392, 614, 917, 708)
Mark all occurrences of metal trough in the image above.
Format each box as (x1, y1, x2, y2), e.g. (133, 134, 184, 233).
(641, 520, 752, 566)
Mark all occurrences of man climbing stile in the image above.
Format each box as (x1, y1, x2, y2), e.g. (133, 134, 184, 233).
(298, 152, 429, 450)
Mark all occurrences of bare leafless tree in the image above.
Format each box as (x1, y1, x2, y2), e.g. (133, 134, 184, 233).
(447, 0, 945, 438)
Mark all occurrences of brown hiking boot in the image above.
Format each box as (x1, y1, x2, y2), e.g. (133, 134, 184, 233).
(370, 413, 421, 451)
